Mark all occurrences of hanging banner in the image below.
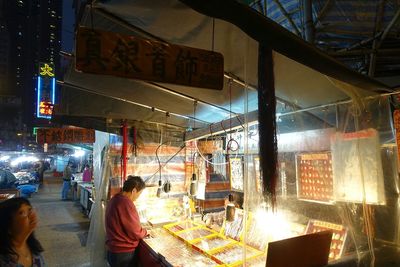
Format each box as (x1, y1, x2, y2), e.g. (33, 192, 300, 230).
(76, 27, 224, 90)
(36, 128, 95, 144)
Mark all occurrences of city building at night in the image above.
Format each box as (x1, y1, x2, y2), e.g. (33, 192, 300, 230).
(0, 0, 62, 151)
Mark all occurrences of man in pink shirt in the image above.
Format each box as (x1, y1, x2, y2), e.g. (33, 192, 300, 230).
(105, 175, 148, 267)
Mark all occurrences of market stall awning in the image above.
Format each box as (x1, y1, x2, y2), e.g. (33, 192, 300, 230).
(57, 0, 392, 131)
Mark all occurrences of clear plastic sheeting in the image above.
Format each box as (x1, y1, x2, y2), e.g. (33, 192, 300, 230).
(88, 124, 187, 266)
(81, 131, 111, 267)
(241, 90, 400, 266)
(87, 145, 112, 267)
(92, 131, 110, 189)
(331, 129, 385, 205)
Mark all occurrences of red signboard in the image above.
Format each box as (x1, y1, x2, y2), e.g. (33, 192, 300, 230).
(305, 220, 347, 261)
(39, 101, 53, 116)
(36, 128, 95, 144)
(296, 152, 334, 203)
(76, 27, 224, 90)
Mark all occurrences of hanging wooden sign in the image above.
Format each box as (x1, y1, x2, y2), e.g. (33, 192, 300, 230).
(36, 128, 95, 144)
(76, 27, 224, 90)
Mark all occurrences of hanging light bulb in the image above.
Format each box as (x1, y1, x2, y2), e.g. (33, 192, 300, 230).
(163, 181, 171, 194)
(156, 179, 162, 198)
(189, 102, 198, 198)
(189, 173, 197, 196)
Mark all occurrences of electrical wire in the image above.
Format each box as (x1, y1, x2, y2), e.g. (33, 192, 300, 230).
(193, 132, 240, 166)
(156, 140, 163, 186)
(146, 141, 186, 184)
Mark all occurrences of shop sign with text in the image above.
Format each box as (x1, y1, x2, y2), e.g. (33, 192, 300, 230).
(36, 128, 95, 144)
(76, 27, 224, 90)
(37, 62, 56, 119)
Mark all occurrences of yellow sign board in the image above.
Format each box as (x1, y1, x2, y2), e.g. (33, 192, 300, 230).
(39, 63, 55, 77)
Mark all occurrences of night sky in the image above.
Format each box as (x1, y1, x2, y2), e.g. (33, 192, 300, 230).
(61, 1, 75, 53)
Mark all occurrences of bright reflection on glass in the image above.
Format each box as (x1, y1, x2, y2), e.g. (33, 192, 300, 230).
(254, 208, 292, 242)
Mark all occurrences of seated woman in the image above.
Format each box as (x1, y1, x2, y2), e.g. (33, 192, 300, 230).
(0, 197, 45, 267)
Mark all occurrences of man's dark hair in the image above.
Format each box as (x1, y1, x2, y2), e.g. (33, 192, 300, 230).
(122, 176, 145, 192)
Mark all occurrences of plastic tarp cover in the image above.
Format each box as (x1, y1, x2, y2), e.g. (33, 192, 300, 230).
(88, 126, 186, 266)
(241, 84, 399, 266)
(87, 131, 110, 267)
(75, 1, 400, 266)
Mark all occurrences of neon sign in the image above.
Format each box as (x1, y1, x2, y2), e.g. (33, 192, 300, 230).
(39, 101, 53, 116)
(37, 62, 56, 119)
(39, 63, 55, 77)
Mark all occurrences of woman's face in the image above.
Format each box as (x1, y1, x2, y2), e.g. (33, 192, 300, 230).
(131, 188, 143, 201)
(10, 204, 38, 238)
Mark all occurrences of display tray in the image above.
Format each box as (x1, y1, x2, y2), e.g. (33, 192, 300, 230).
(150, 224, 267, 267)
(210, 242, 264, 266)
(193, 234, 236, 253)
(240, 254, 267, 267)
(144, 228, 222, 267)
(176, 227, 216, 242)
(164, 220, 201, 233)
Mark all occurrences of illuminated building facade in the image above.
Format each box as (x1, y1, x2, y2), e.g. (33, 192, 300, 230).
(0, 0, 62, 150)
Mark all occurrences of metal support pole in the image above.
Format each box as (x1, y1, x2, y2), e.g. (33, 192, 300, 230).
(303, 0, 314, 43)
(272, 0, 302, 36)
(368, 0, 386, 77)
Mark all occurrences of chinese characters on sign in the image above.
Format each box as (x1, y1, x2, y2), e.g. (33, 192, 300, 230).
(39, 101, 53, 116)
(305, 220, 347, 261)
(296, 152, 334, 203)
(76, 27, 224, 90)
(40, 63, 55, 77)
(36, 128, 95, 144)
(37, 62, 56, 119)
